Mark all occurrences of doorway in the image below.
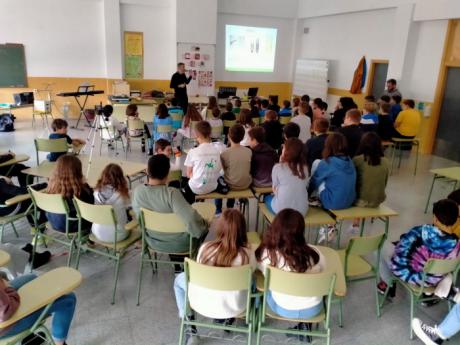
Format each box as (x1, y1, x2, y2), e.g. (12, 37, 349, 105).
(433, 67, 460, 162)
(367, 60, 389, 98)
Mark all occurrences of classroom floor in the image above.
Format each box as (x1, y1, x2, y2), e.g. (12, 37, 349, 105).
(1, 117, 460, 345)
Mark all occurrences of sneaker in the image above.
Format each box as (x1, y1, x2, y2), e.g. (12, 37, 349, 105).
(412, 318, 444, 345)
(318, 226, 336, 244)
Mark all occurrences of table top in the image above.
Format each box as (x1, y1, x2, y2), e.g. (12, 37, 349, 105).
(0, 103, 33, 110)
(0, 267, 82, 328)
(259, 203, 336, 226)
(195, 189, 255, 200)
(430, 166, 460, 181)
(0, 154, 30, 168)
(189, 96, 209, 104)
(22, 155, 146, 187)
(0, 250, 11, 267)
(192, 203, 216, 224)
(330, 205, 399, 220)
(255, 245, 346, 297)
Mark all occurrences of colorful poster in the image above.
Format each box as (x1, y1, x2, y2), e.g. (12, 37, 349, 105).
(125, 55, 143, 79)
(124, 32, 143, 79)
(124, 32, 143, 56)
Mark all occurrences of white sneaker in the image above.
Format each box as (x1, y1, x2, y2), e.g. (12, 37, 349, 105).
(317, 226, 337, 244)
(347, 224, 360, 234)
(317, 227, 327, 244)
(412, 318, 444, 345)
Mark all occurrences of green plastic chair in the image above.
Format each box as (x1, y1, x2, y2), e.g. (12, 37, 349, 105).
(155, 124, 173, 141)
(0, 193, 31, 243)
(178, 258, 256, 345)
(28, 187, 80, 267)
(34, 138, 69, 165)
(211, 125, 223, 140)
(170, 112, 183, 125)
(256, 267, 336, 345)
(73, 197, 141, 304)
(136, 207, 193, 306)
(336, 233, 386, 326)
(126, 118, 148, 158)
(223, 120, 237, 130)
(390, 137, 420, 175)
(279, 116, 292, 125)
(381, 257, 460, 339)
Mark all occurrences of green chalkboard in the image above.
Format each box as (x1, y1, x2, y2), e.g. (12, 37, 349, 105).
(0, 44, 27, 88)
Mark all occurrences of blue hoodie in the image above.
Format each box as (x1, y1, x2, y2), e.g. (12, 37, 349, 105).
(309, 156, 356, 210)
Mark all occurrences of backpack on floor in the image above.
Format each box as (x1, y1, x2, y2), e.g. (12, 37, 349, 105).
(0, 114, 14, 132)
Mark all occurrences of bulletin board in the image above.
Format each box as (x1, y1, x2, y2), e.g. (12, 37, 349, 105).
(177, 43, 215, 96)
(124, 32, 143, 79)
(0, 44, 27, 87)
(292, 59, 329, 100)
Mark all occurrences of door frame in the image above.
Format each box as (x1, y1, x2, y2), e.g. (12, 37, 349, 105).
(366, 59, 389, 97)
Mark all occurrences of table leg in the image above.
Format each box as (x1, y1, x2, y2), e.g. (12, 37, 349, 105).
(359, 218, 366, 237)
(384, 217, 389, 238)
(424, 175, 437, 214)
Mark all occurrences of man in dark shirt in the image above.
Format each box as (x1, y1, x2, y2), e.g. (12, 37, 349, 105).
(170, 62, 192, 113)
(305, 118, 329, 173)
(337, 109, 363, 157)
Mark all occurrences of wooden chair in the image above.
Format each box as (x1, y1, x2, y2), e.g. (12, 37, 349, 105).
(0, 267, 82, 345)
(34, 138, 69, 165)
(28, 187, 82, 267)
(380, 257, 460, 339)
(73, 198, 141, 304)
(256, 267, 336, 345)
(179, 259, 256, 345)
(336, 233, 386, 326)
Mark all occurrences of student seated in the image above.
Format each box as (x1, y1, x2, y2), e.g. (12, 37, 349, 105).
(48, 119, 86, 162)
(279, 100, 292, 117)
(291, 97, 301, 116)
(308, 132, 356, 210)
(176, 104, 203, 146)
(133, 154, 208, 254)
(393, 99, 421, 139)
(331, 97, 357, 129)
(337, 109, 363, 157)
(248, 127, 278, 188)
(232, 98, 242, 119)
(0, 273, 77, 345)
(290, 101, 311, 144)
(267, 96, 280, 113)
(390, 95, 402, 122)
(448, 189, 460, 238)
(216, 125, 252, 214)
(182, 121, 222, 204)
(261, 110, 283, 151)
(361, 102, 379, 132)
(259, 99, 269, 120)
(312, 99, 327, 122)
(201, 96, 218, 120)
(378, 199, 460, 297)
(153, 103, 173, 142)
(239, 109, 255, 147)
(283, 122, 300, 141)
(349, 132, 389, 232)
(265, 138, 309, 216)
(0, 151, 29, 187)
(173, 209, 255, 330)
(300, 94, 313, 120)
(208, 107, 223, 140)
(256, 209, 325, 322)
(126, 104, 152, 154)
(45, 155, 94, 233)
(100, 105, 126, 141)
(249, 98, 260, 121)
(91, 164, 131, 243)
(305, 118, 329, 173)
(377, 102, 394, 141)
(222, 102, 237, 138)
(168, 97, 185, 132)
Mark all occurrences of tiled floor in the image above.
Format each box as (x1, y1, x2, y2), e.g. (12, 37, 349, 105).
(1, 116, 459, 345)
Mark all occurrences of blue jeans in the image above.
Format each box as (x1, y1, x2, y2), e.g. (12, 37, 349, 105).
(174, 272, 186, 318)
(438, 303, 460, 339)
(267, 291, 322, 319)
(264, 195, 275, 214)
(0, 274, 76, 342)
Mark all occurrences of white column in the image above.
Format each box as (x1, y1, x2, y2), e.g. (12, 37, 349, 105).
(103, 0, 123, 79)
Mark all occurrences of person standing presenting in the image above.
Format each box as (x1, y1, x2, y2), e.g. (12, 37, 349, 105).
(170, 62, 192, 113)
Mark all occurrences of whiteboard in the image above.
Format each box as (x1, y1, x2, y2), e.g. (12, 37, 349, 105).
(177, 43, 215, 97)
(293, 59, 329, 100)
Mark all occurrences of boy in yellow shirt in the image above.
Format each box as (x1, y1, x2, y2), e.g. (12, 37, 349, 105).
(394, 99, 421, 138)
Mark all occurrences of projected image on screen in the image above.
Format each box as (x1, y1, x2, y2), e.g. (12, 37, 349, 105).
(225, 25, 277, 73)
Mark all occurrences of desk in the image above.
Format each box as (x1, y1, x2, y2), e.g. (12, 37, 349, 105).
(0, 250, 11, 267)
(0, 103, 33, 116)
(0, 267, 82, 329)
(424, 167, 460, 213)
(192, 203, 216, 224)
(22, 155, 146, 188)
(0, 154, 30, 177)
(255, 245, 346, 298)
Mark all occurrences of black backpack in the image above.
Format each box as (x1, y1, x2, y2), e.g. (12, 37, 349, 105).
(0, 114, 14, 132)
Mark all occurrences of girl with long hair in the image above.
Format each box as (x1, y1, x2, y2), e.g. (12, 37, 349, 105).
(177, 104, 203, 140)
(153, 103, 173, 142)
(46, 155, 94, 233)
(173, 209, 255, 322)
(201, 96, 218, 120)
(92, 164, 131, 243)
(256, 208, 325, 321)
(239, 108, 255, 147)
(264, 138, 309, 216)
